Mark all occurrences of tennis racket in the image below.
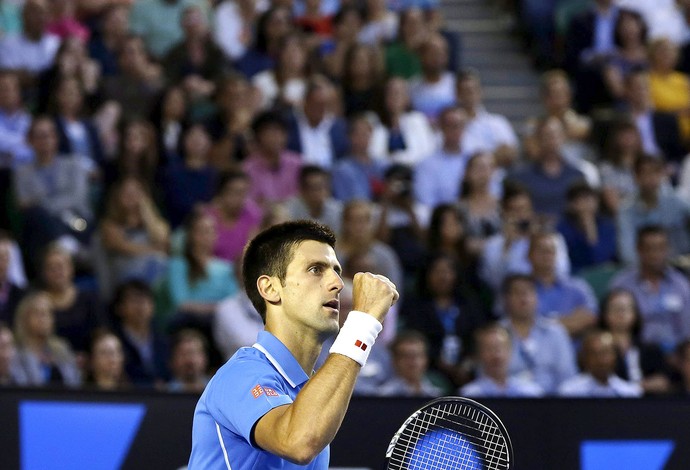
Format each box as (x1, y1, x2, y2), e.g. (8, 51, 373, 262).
(385, 396, 513, 470)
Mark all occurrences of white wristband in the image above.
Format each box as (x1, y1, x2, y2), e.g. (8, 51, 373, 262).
(329, 311, 383, 366)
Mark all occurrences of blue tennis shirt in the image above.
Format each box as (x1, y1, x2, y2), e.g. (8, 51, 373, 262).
(188, 331, 329, 469)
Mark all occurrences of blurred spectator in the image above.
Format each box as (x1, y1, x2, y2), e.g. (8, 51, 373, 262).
(456, 69, 519, 169)
(213, 259, 263, 361)
(599, 288, 671, 395)
(460, 323, 544, 397)
(401, 252, 489, 388)
(523, 69, 593, 164)
(163, 5, 226, 103)
(678, 150, 690, 202)
(384, 7, 427, 79)
(648, 37, 690, 143)
(13, 290, 81, 387)
(375, 163, 429, 278)
(167, 328, 210, 392)
(128, 0, 207, 60)
(99, 34, 164, 120)
(88, 3, 130, 76)
(46, 0, 90, 42)
(458, 151, 503, 256)
(556, 182, 618, 273)
(162, 123, 217, 227)
(205, 72, 257, 167)
(0, 233, 25, 327)
(101, 118, 159, 192)
(341, 43, 385, 117)
(336, 199, 403, 291)
(597, 117, 643, 215)
(408, 32, 456, 122)
(671, 339, 690, 395)
(617, 155, 690, 265)
(38, 36, 101, 112)
(378, 330, 445, 397)
(49, 76, 104, 177)
(283, 165, 343, 235)
(621, 70, 685, 164)
(563, 0, 632, 111)
(643, 0, 690, 49)
(0, 71, 32, 168)
(609, 225, 690, 352)
(242, 110, 302, 206)
(319, 6, 362, 81)
(234, 5, 293, 78)
(507, 117, 589, 222)
(286, 76, 349, 169)
(499, 274, 577, 394)
(527, 231, 598, 336)
(331, 113, 386, 202)
(213, 0, 262, 63)
(111, 279, 169, 387)
(161, 208, 239, 347)
(370, 76, 436, 167)
(204, 169, 262, 264)
(252, 32, 309, 111)
(0, 322, 28, 385)
(39, 243, 104, 355)
(84, 327, 128, 390)
(0, 71, 32, 230)
(413, 106, 470, 208)
(479, 185, 571, 292)
(558, 329, 642, 397)
(359, 0, 398, 45)
(149, 85, 187, 169)
(98, 176, 169, 292)
(601, 9, 649, 102)
(0, 0, 61, 84)
(13, 116, 93, 268)
(426, 204, 490, 308)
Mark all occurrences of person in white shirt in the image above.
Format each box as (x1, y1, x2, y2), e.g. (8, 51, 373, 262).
(456, 69, 519, 169)
(558, 329, 643, 397)
(460, 323, 543, 398)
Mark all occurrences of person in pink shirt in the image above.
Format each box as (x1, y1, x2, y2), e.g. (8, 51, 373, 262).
(203, 169, 262, 264)
(242, 110, 302, 207)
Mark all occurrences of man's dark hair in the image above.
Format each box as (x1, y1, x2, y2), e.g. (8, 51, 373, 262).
(633, 153, 664, 175)
(242, 220, 337, 322)
(635, 224, 667, 249)
(500, 273, 536, 297)
(388, 329, 429, 356)
(298, 165, 330, 188)
(111, 279, 154, 309)
(214, 168, 249, 197)
(251, 110, 289, 136)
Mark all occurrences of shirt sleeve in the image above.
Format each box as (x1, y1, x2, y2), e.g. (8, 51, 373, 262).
(205, 358, 293, 445)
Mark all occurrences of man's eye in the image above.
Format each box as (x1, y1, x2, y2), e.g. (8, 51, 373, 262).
(309, 266, 322, 274)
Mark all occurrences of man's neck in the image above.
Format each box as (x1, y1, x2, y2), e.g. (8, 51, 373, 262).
(124, 323, 150, 341)
(265, 321, 324, 375)
(510, 317, 535, 338)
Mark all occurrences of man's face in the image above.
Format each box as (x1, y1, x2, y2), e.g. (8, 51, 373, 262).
(43, 252, 73, 290)
(528, 235, 557, 274)
(457, 78, 482, 109)
(439, 109, 466, 144)
(393, 340, 428, 383)
(505, 279, 537, 321)
(478, 329, 511, 379)
(0, 329, 16, 376)
(583, 334, 616, 382)
(29, 119, 58, 158)
(172, 339, 208, 382)
(118, 291, 154, 326)
(638, 233, 669, 272)
(0, 241, 10, 281)
(257, 124, 288, 156)
(301, 173, 329, 207)
(277, 240, 344, 337)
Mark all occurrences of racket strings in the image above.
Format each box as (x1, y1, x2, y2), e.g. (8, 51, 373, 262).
(388, 403, 510, 470)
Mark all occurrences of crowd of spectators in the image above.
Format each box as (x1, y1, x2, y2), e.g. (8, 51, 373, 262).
(0, 0, 690, 399)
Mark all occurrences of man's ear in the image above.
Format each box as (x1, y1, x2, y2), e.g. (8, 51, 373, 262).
(257, 275, 281, 305)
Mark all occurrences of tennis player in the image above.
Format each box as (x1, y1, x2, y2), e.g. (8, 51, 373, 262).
(188, 220, 398, 469)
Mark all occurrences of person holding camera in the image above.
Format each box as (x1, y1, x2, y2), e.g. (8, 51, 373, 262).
(479, 185, 571, 293)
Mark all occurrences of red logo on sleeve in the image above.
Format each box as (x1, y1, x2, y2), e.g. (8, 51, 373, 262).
(251, 385, 264, 399)
(354, 340, 368, 351)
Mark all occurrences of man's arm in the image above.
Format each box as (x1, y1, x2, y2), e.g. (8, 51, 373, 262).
(253, 272, 398, 464)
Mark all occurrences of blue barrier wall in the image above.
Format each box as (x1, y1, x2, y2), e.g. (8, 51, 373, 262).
(1, 388, 689, 470)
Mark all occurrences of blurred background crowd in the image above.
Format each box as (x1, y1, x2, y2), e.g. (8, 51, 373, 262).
(1, 0, 690, 399)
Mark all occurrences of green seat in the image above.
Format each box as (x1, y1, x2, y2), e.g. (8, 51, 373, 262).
(578, 262, 620, 302)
